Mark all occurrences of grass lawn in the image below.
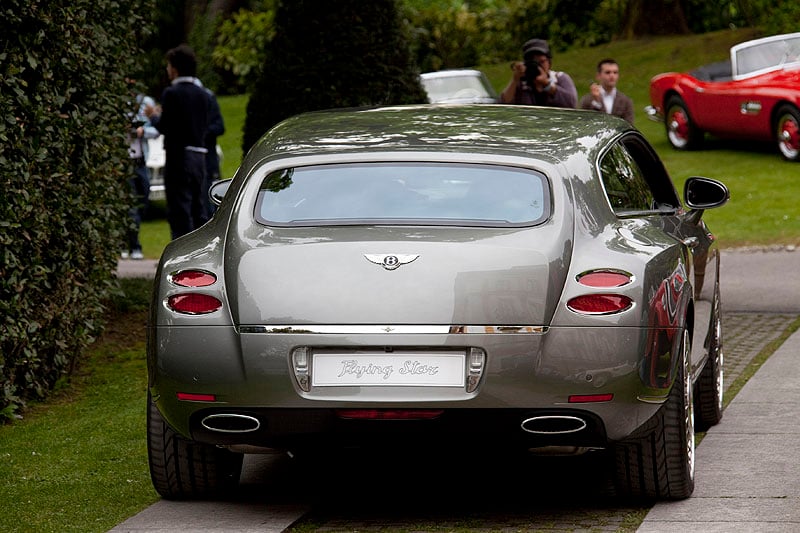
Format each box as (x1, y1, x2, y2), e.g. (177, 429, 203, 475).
(4, 29, 800, 533)
(0, 279, 158, 533)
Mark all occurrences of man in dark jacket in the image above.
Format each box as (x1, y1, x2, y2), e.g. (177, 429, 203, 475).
(145, 44, 209, 239)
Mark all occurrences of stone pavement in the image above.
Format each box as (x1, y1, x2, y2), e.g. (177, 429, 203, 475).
(638, 314, 800, 532)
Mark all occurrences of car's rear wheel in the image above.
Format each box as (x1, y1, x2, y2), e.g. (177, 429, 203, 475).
(694, 287, 724, 431)
(665, 96, 703, 150)
(613, 328, 695, 500)
(147, 393, 243, 499)
(775, 105, 800, 161)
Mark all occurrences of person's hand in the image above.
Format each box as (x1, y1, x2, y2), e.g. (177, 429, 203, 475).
(533, 67, 549, 90)
(136, 126, 144, 138)
(590, 83, 602, 101)
(510, 61, 525, 83)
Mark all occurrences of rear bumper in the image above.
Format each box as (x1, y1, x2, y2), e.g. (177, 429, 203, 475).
(183, 406, 610, 451)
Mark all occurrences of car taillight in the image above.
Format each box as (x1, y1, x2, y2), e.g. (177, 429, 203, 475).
(167, 293, 222, 314)
(577, 270, 632, 287)
(177, 392, 217, 402)
(569, 393, 613, 403)
(567, 294, 633, 314)
(170, 270, 217, 287)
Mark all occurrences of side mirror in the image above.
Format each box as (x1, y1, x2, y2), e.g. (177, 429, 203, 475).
(684, 176, 729, 210)
(209, 179, 231, 207)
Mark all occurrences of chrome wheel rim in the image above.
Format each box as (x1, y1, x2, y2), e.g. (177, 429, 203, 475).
(682, 330, 696, 479)
(777, 114, 800, 160)
(667, 107, 690, 148)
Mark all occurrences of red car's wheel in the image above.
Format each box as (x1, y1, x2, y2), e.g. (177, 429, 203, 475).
(775, 105, 800, 161)
(665, 96, 703, 150)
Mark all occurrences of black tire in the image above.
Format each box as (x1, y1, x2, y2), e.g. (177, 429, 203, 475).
(774, 104, 800, 161)
(613, 329, 695, 501)
(694, 287, 724, 431)
(147, 393, 243, 499)
(665, 96, 704, 150)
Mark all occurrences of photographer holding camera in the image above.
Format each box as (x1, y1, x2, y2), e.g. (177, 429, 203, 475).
(500, 39, 577, 108)
(124, 89, 159, 260)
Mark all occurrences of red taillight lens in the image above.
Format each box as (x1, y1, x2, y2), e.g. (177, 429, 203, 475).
(336, 409, 444, 420)
(167, 293, 223, 314)
(171, 270, 217, 287)
(569, 393, 614, 403)
(577, 270, 632, 287)
(177, 392, 217, 402)
(567, 294, 633, 314)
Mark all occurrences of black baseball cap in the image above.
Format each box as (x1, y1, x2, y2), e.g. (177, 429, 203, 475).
(522, 38, 551, 59)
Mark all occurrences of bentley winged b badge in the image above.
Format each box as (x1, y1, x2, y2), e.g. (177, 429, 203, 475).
(364, 254, 419, 271)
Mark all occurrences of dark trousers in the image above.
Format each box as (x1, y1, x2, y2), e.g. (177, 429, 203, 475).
(165, 150, 208, 240)
(127, 162, 150, 251)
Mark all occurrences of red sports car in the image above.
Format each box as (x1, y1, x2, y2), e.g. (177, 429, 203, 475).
(647, 32, 800, 161)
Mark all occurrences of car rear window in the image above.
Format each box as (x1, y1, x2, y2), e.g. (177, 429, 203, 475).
(254, 163, 550, 227)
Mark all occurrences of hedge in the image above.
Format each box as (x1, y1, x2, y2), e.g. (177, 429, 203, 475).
(0, 0, 154, 421)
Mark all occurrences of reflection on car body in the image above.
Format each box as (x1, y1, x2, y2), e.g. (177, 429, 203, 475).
(647, 32, 800, 160)
(147, 104, 729, 502)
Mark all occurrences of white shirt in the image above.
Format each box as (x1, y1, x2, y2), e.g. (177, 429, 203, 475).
(592, 87, 617, 114)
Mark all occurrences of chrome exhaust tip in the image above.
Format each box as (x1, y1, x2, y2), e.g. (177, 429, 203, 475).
(201, 413, 261, 433)
(520, 415, 587, 435)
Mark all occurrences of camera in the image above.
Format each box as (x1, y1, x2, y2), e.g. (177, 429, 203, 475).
(130, 119, 145, 137)
(524, 59, 543, 85)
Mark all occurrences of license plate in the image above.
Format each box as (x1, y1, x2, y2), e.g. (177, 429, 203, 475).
(311, 352, 465, 387)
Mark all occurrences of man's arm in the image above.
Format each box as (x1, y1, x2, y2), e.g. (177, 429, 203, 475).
(500, 62, 525, 103)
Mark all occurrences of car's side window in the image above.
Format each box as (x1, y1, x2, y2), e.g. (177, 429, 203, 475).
(599, 135, 680, 215)
(599, 143, 655, 213)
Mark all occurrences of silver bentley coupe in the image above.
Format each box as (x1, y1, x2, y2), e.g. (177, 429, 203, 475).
(147, 104, 729, 501)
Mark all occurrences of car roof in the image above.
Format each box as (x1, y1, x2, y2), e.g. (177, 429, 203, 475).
(245, 104, 635, 167)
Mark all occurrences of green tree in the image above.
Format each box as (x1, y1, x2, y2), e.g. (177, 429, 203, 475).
(242, 0, 428, 153)
(212, 6, 277, 93)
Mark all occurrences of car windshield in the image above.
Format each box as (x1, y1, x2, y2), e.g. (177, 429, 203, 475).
(735, 34, 800, 77)
(254, 163, 550, 227)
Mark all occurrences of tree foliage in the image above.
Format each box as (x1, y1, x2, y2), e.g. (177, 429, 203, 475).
(0, 0, 154, 421)
(212, 6, 276, 93)
(242, 0, 428, 153)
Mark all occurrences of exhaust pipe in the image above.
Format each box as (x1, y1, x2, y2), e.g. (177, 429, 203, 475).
(520, 415, 587, 435)
(201, 413, 261, 433)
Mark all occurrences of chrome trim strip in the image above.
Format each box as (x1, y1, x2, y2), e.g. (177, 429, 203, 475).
(238, 325, 548, 335)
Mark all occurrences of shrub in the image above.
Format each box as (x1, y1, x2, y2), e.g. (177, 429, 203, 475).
(0, 0, 154, 421)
